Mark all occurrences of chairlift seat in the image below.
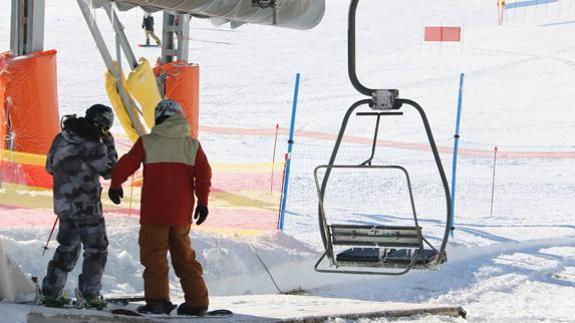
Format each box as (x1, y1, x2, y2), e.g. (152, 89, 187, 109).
(329, 224, 439, 269)
(336, 247, 439, 268)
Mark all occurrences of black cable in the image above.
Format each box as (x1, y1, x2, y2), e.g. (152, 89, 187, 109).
(248, 244, 285, 294)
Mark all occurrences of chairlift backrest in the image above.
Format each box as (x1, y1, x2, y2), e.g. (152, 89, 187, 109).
(330, 225, 422, 248)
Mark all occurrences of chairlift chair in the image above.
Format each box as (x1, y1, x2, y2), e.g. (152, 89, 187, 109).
(314, 0, 453, 275)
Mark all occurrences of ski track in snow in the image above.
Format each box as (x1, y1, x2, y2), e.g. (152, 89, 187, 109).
(2, 0, 575, 322)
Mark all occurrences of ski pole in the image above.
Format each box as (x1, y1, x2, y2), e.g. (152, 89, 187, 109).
(42, 216, 59, 256)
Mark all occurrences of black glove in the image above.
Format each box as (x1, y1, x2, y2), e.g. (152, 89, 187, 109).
(108, 187, 124, 205)
(194, 205, 209, 225)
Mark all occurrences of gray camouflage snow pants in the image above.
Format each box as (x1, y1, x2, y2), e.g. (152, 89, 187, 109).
(41, 216, 108, 299)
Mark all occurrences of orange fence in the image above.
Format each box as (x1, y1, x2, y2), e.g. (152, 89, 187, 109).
(3, 123, 571, 234)
(0, 133, 285, 235)
(200, 125, 575, 159)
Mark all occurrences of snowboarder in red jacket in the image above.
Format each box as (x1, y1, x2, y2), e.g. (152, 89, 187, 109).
(108, 99, 211, 315)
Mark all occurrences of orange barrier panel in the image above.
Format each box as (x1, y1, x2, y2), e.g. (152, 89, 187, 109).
(424, 26, 461, 42)
(0, 50, 60, 154)
(153, 61, 199, 138)
(0, 149, 52, 189)
(1, 162, 52, 189)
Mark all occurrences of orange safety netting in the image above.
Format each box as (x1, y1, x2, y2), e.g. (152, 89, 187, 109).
(153, 61, 199, 138)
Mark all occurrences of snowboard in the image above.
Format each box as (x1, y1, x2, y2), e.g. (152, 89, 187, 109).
(138, 44, 160, 47)
(111, 308, 233, 319)
(105, 295, 145, 306)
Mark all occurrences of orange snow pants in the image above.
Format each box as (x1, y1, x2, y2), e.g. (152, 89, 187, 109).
(139, 224, 209, 306)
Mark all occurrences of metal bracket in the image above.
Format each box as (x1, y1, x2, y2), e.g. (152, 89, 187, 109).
(252, 0, 275, 8)
(371, 89, 400, 110)
(252, 0, 280, 24)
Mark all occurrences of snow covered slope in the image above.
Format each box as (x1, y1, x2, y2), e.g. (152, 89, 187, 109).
(1, 0, 575, 322)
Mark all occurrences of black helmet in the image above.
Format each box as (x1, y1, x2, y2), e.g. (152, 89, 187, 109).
(85, 104, 114, 133)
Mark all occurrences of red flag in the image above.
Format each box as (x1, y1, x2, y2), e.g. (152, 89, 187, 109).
(424, 26, 461, 42)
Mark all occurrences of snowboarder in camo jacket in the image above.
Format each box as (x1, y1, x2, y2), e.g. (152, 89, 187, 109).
(40, 104, 117, 309)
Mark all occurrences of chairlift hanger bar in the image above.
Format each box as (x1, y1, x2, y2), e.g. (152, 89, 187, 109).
(348, 0, 400, 110)
(347, 0, 452, 254)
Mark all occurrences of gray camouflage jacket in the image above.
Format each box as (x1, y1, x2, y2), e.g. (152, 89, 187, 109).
(46, 120, 117, 220)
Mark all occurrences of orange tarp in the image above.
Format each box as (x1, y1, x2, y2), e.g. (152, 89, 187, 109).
(0, 50, 59, 189)
(153, 61, 199, 138)
(0, 50, 59, 154)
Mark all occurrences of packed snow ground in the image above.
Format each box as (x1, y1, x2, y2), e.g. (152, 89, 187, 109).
(1, 0, 575, 322)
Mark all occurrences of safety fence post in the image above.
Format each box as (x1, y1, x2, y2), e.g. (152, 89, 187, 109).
(278, 73, 301, 230)
(489, 146, 498, 217)
(449, 73, 465, 236)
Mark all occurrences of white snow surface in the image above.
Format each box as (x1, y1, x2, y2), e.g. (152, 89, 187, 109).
(1, 0, 575, 322)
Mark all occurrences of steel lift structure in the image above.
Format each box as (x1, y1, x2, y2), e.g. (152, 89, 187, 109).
(314, 0, 453, 275)
(9, 0, 326, 138)
(9, 0, 451, 276)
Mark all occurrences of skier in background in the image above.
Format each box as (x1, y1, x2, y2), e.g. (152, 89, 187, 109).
(142, 12, 161, 46)
(41, 104, 117, 309)
(108, 99, 212, 316)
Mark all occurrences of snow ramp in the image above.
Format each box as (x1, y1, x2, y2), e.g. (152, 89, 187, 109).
(0, 237, 35, 302)
(24, 294, 465, 322)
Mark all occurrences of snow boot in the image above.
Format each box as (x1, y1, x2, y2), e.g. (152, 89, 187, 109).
(137, 300, 177, 315)
(42, 292, 72, 308)
(73, 288, 107, 310)
(84, 295, 108, 310)
(177, 303, 208, 316)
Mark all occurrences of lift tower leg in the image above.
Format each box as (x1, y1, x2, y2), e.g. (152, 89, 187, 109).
(161, 12, 191, 64)
(10, 0, 45, 56)
(7, 0, 46, 151)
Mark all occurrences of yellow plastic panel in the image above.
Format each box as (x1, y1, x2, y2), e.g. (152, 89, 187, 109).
(105, 63, 145, 142)
(126, 58, 162, 128)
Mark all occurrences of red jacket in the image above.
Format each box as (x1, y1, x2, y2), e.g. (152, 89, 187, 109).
(111, 116, 211, 225)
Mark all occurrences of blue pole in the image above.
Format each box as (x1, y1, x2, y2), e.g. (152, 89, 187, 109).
(449, 73, 465, 237)
(278, 73, 301, 230)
